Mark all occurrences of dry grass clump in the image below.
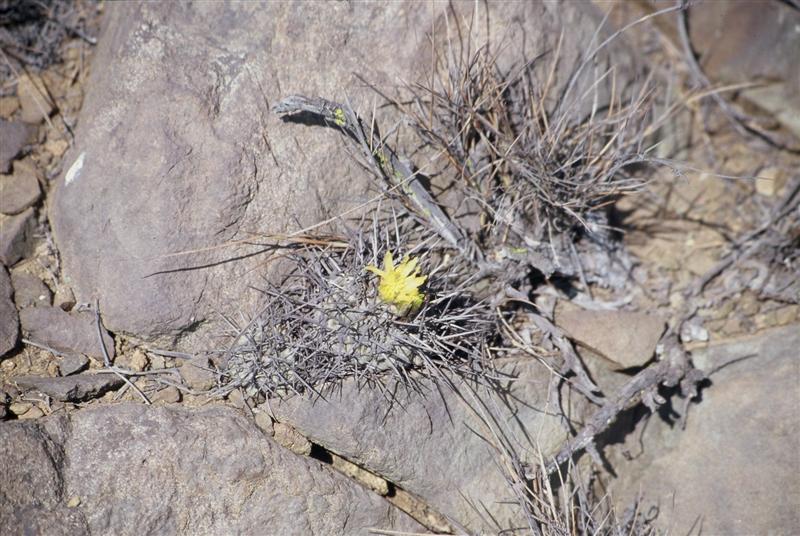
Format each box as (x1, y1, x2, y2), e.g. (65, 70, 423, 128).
(389, 33, 666, 285)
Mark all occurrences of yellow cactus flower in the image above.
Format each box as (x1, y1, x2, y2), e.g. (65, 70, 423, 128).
(366, 251, 427, 314)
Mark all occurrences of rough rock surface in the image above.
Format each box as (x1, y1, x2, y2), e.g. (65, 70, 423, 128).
(0, 161, 41, 215)
(0, 404, 422, 535)
(271, 358, 578, 532)
(0, 418, 90, 535)
(58, 353, 89, 376)
(555, 307, 665, 369)
(689, 0, 800, 142)
(0, 119, 35, 173)
(0, 207, 35, 266)
(50, 1, 627, 351)
(15, 374, 123, 402)
(607, 324, 800, 534)
(0, 265, 18, 357)
(178, 355, 217, 390)
(10, 269, 52, 308)
(19, 306, 115, 361)
(17, 74, 56, 124)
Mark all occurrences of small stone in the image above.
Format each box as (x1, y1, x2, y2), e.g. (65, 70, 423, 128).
(0, 161, 41, 215)
(0, 265, 19, 357)
(254, 411, 273, 435)
(152, 385, 181, 404)
(178, 357, 216, 391)
(148, 353, 166, 370)
(116, 349, 148, 372)
(227, 388, 245, 409)
(44, 138, 70, 159)
(0, 119, 35, 173)
(18, 405, 44, 419)
(66, 496, 81, 508)
(273, 421, 312, 456)
(0, 96, 20, 119)
(19, 306, 115, 361)
(10, 270, 52, 308)
(59, 353, 89, 376)
(53, 285, 76, 311)
(555, 308, 666, 369)
(1, 360, 15, 371)
(0, 207, 35, 266)
(17, 74, 55, 124)
(14, 373, 124, 402)
(9, 401, 32, 415)
(755, 167, 786, 197)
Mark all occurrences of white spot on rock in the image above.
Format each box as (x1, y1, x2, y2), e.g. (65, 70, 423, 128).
(65, 152, 85, 186)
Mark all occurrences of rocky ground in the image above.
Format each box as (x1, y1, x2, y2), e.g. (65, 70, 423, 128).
(1, 1, 798, 535)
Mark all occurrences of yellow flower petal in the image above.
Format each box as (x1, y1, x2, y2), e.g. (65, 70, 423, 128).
(366, 250, 427, 314)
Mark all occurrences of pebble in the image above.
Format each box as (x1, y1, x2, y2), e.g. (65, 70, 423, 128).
(1, 359, 15, 372)
(0, 208, 35, 266)
(17, 74, 55, 124)
(10, 270, 52, 309)
(0, 96, 20, 118)
(59, 353, 89, 376)
(254, 411, 273, 435)
(117, 349, 148, 372)
(0, 161, 41, 215)
(152, 386, 181, 404)
(755, 166, 786, 197)
(227, 388, 245, 409)
(66, 496, 81, 508)
(8, 401, 32, 415)
(0, 119, 35, 173)
(0, 265, 18, 358)
(18, 405, 44, 419)
(178, 356, 217, 391)
(44, 138, 69, 159)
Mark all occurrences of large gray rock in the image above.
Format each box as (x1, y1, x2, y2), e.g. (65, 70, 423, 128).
(607, 324, 800, 534)
(49, 1, 628, 351)
(0, 404, 422, 535)
(271, 358, 579, 532)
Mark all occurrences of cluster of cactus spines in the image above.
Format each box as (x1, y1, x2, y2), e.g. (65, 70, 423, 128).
(223, 212, 495, 399)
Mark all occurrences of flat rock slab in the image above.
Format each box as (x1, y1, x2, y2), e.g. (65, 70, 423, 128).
(10, 269, 52, 308)
(15, 374, 124, 402)
(0, 119, 35, 173)
(19, 306, 114, 361)
(0, 161, 41, 215)
(271, 358, 580, 532)
(0, 404, 422, 535)
(50, 1, 624, 351)
(0, 207, 34, 266)
(58, 354, 90, 376)
(555, 308, 665, 369)
(608, 324, 800, 534)
(0, 265, 18, 357)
